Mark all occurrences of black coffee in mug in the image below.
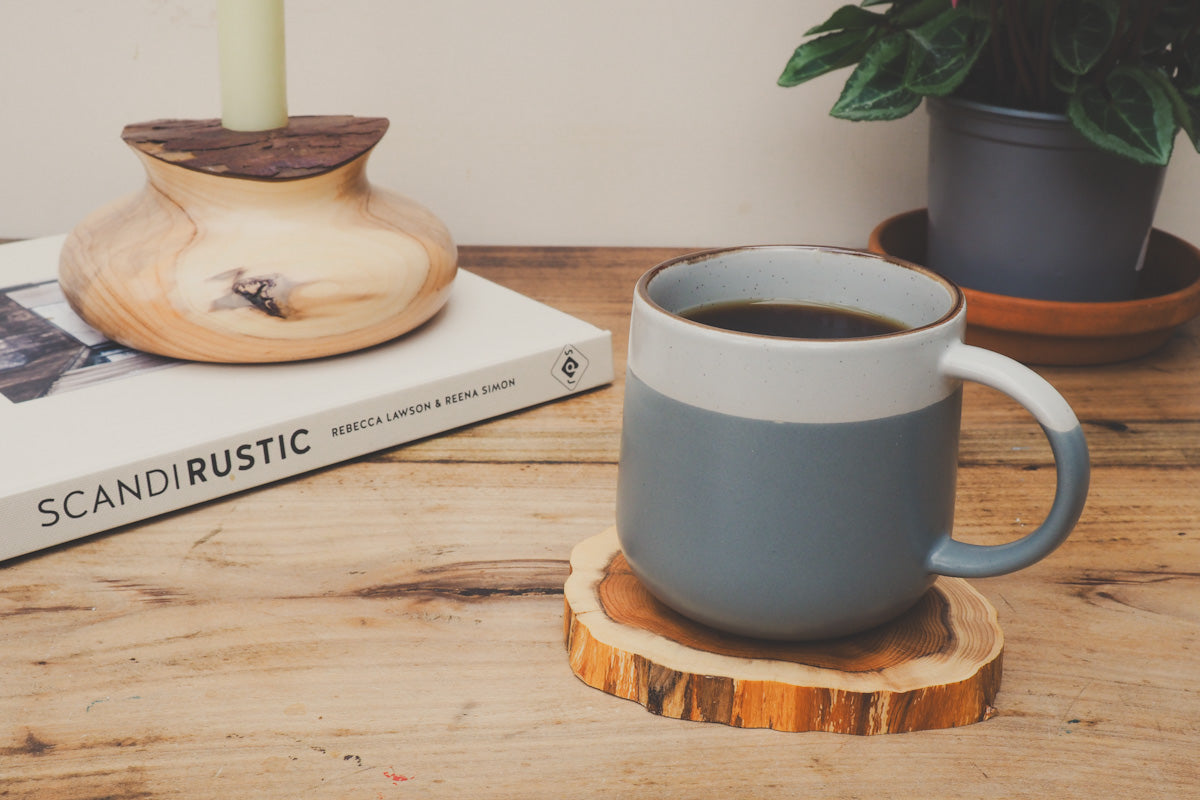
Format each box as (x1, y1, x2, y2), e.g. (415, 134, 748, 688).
(680, 299, 906, 339)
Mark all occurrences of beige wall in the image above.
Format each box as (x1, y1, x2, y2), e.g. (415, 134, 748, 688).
(2, 0, 1196, 248)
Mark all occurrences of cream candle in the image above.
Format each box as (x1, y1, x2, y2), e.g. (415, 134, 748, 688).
(218, 0, 288, 131)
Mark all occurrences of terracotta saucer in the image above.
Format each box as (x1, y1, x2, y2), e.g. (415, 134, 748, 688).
(868, 209, 1200, 365)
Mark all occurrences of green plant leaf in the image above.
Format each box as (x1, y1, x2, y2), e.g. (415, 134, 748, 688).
(805, 4, 885, 36)
(1051, 59, 1080, 96)
(1147, 67, 1200, 155)
(905, 8, 990, 95)
(1052, 0, 1119, 76)
(1068, 65, 1177, 165)
(1143, 0, 1200, 57)
(830, 34, 922, 120)
(889, 0, 954, 28)
(1176, 94, 1200, 154)
(778, 28, 875, 87)
(1175, 35, 1200, 99)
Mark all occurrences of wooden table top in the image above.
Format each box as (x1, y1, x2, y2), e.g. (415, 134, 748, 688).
(3, 246, 1198, 797)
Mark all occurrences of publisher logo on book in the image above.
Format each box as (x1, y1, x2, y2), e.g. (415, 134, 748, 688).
(552, 345, 589, 391)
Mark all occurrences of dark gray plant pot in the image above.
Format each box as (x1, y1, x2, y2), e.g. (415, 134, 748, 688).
(926, 96, 1167, 302)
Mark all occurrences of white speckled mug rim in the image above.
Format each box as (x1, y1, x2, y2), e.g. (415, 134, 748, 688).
(635, 244, 965, 342)
(628, 245, 969, 424)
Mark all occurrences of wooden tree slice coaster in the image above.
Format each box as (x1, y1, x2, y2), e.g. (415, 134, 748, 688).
(564, 528, 1003, 735)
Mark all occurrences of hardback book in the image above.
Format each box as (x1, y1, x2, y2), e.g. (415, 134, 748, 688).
(0, 236, 613, 562)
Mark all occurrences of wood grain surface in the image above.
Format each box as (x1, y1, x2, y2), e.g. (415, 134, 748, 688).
(2, 246, 1199, 797)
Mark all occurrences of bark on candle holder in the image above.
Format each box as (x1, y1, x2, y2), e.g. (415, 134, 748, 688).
(58, 116, 456, 363)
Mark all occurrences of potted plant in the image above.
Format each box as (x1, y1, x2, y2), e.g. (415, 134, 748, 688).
(778, 0, 1200, 303)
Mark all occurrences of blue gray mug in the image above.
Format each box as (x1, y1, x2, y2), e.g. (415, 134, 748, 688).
(616, 245, 1089, 640)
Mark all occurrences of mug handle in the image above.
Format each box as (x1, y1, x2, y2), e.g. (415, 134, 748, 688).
(927, 343, 1090, 578)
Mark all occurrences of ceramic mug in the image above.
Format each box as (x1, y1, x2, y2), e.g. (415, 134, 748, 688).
(615, 245, 1090, 640)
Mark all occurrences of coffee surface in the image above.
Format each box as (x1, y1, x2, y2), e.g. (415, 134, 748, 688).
(680, 300, 905, 339)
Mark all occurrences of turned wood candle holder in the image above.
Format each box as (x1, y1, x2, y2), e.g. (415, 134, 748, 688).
(58, 116, 457, 363)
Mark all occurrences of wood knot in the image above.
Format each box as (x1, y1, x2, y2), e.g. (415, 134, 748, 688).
(210, 269, 305, 319)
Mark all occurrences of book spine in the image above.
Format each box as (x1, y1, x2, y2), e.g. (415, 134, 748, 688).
(0, 332, 612, 562)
